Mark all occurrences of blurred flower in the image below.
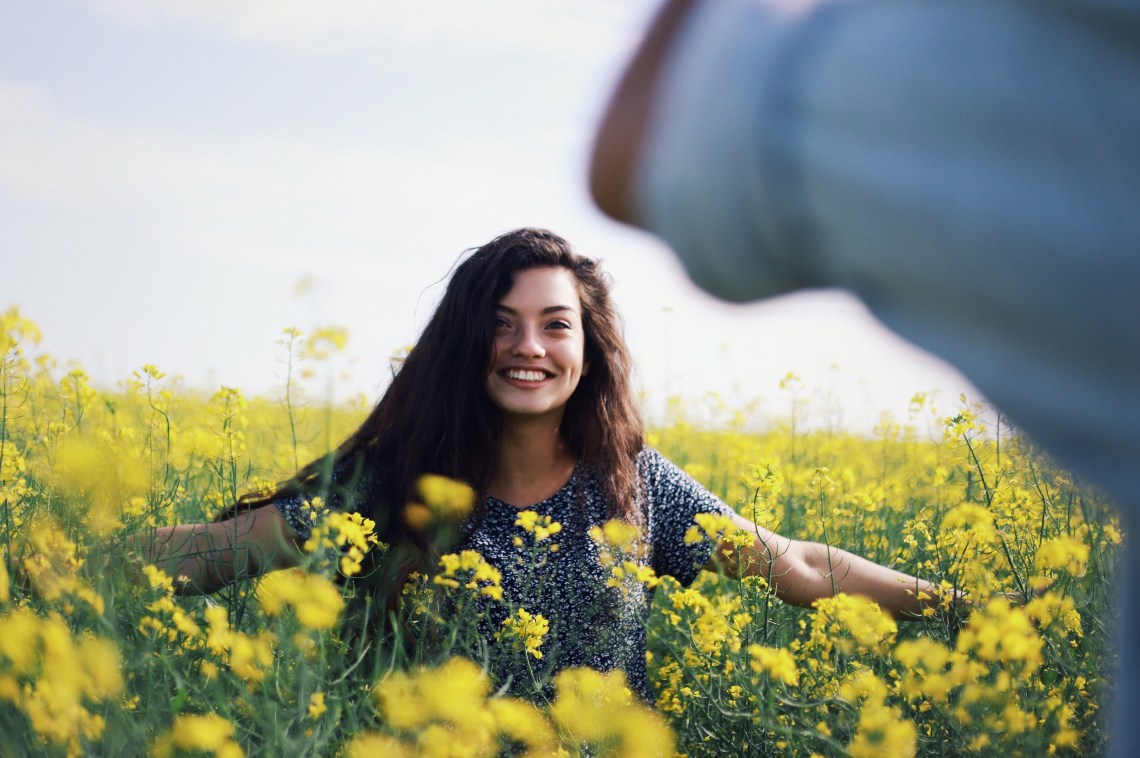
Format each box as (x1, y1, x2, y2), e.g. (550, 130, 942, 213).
(204, 606, 276, 683)
(747, 644, 798, 686)
(373, 657, 556, 757)
(1035, 535, 1089, 578)
(257, 569, 344, 630)
(0, 609, 123, 757)
(307, 692, 327, 720)
(302, 326, 349, 360)
(151, 713, 244, 758)
(417, 474, 477, 519)
(549, 667, 674, 757)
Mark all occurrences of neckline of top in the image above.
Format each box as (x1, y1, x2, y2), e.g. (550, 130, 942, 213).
(487, 460, 581, 511)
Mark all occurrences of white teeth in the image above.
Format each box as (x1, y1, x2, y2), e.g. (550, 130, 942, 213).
(507, 369, 547, 382)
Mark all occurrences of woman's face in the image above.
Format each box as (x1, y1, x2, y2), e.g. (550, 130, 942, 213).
(485, 266, 588, 423)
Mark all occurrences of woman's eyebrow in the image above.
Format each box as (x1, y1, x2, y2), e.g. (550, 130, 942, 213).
(494, 304, 579, 315)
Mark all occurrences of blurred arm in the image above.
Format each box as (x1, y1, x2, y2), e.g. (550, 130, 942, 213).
(707, 510, 956, 618)
(589, 0, 701, 224)
(125, 505, 305, 595)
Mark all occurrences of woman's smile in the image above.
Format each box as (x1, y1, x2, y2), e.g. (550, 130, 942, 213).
(485, 267, 587, 421)
(501, 368, 554, 384)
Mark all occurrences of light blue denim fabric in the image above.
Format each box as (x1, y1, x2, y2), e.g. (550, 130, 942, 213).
(637, 0, 1140, 752)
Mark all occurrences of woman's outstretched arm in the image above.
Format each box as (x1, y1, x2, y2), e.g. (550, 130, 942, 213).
(706, 511, 958, 619)
(121, 505, 304, 595)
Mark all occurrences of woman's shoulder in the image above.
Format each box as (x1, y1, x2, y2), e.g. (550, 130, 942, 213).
(635, 445, 666, 467)
(635, 445, 683, 481)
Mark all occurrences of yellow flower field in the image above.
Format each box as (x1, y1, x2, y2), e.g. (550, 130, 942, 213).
(0, 308, 1119, 756)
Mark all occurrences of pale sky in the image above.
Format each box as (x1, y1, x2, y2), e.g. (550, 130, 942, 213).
(0, 0, 982, 432)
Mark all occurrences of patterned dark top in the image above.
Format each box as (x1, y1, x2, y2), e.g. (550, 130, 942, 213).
(274, 447, 733, 702)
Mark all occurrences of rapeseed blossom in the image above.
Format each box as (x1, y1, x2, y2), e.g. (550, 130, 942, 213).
(606, 560, 661, 594)
(1035, 535, 1090, 578)
(404, 474, 476, 532)
(549, 667, 674, 757)
(514, 509, 562, 544)
(19, 521, 105, 615)
(434, 550, 504, 601)
(589, 518, 645, 571)
(303, 509, 381, 576)
(0, 608, 123, 757)
(0, 313, 1117, 755)
(682, 511, 736, 545)
(805, 593, 898, 659)
(747, 644, 799, 686)
(257, 568, 344, 630)
(497, 608, 550, 659)
(151, 713, 244, 758)
(588, 519, 640, 551)
(957, 598, 1043, 670)
(372, 657, 557, 757)
(204, 606, 276, 684)
(419, 474, 477, 518)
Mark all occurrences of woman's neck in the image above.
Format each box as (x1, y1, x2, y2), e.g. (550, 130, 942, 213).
(489, 415, 577, 508)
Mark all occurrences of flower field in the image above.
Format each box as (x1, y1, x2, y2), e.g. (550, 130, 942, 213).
(0, 307, 1120, 756)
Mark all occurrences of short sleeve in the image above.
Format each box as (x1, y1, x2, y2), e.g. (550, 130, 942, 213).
(274, 493, 315, 541)
(272, 458, 375, 542)
(641, 448, 735, 586)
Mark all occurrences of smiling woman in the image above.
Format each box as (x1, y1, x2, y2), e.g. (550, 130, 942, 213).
(486, 267, 588, 424)
(124, 227, 963, 703)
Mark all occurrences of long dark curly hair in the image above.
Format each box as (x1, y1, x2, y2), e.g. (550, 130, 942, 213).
(237, 228, 645, 604)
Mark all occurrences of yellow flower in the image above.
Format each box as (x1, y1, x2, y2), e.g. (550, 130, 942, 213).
(151, 713, 244, 758)
(417, 474, 477, 519)
(0, 610, 124, 756)
(0, 557, 9, 605)
(941, 503, 995, 532)
(304, 510, 381, 576)
(955, 598, 1043, 671)
(373, 657, 555, 755)
(747, 644, 799, 686)
(683, 512, 735, 545)
(497, 608, 551, 659)
(53, 438, 147, 537)
(258, 569, 344, 630)
(893, 638, 953, 703)
(515, 509, 563, 543)
(588, 519, 641, 551)
(343, 733, 414, 758)
(204, 606, 276, 683)
(607, 561, 661, 595)
(433, 550, 503, 601)
(302, 325, 349, 359)
(847, 699, 917, 758)
(807, 593, 898, 657)
(307, 692, 327, 719)
(549, 668, 675, 758)
(1035, 535, 1090, 577)
(486, 698, 557, 756)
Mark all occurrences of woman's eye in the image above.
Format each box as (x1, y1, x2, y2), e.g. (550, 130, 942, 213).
(548, 320, 572, 330)
(494, 317, 510, 329)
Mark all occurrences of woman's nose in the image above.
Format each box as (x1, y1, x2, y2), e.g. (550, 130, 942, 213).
(511, 326, 544, 357)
